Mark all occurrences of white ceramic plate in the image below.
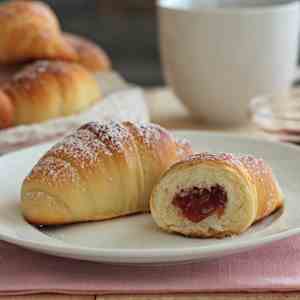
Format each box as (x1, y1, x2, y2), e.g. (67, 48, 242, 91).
(0, 131, 299, 264)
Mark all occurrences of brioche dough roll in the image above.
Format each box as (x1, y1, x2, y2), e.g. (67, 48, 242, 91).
(21, 122, 193, 225)
(150, 153, 283, 237)
(0, 60, 101, 127)
(0, 0, 77, 64)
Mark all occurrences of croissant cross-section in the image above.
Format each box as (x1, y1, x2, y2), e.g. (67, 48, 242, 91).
(150, 153, 283, 237)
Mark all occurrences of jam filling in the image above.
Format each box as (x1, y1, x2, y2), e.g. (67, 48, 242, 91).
(172, 185, 228, 223)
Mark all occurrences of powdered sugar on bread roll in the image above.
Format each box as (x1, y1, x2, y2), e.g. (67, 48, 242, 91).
(21, 121, 192, 225)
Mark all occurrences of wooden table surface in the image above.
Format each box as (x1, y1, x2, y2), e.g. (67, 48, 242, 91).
(1, 88, 298, 300)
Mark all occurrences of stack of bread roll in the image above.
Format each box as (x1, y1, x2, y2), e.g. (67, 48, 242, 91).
(0, 0, 112, 129)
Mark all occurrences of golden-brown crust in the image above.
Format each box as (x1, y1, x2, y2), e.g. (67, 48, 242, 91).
(239, 155, 283, 221)
(27, 209, 144, 227)
(21, 121, 193, 225)
(160, 223, 239, 239)
(0, 89, 14, 128)
(64, 33, 111, 73)
(0, 0, 77, 64)
(1, 60, 101, 126)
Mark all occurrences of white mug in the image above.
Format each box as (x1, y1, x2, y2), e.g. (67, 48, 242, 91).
(158, 0, 300, 125)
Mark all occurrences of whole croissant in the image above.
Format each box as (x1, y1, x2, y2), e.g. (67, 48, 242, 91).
(151, 153, 283, 237)
(0, 60, 101, 127)
(21, 121, 193, 225)
(0, 0, 77, 64)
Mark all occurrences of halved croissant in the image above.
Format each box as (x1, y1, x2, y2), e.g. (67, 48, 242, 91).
(150, 153, 283, 237)
(21, 121, 193, 225)
(64, 33, 112, 73)
(0, 0, 77, 64)
(0, 60, 101, 127)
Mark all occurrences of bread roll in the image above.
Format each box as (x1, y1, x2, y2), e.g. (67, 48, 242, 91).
(0, 60, 101, 127)
(21, 121, 193, 225)
(64, 33, 111, 73)
(0, 0, 77, 64)
(150, 153, 283, 237)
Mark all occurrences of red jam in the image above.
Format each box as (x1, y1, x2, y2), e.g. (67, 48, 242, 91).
(172, 185, 227, 223)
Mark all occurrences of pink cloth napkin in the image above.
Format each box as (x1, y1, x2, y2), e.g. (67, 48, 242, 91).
(1, 236, 300, 295)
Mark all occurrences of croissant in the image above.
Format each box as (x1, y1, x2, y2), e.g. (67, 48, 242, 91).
(0, 60, 101, 128)
(150, 153, 283, 237)
(21, 121, 193, 225)
(64, 33, 112, 73)
(0, 0, 77, 64)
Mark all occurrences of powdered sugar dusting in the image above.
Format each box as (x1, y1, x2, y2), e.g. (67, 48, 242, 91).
(175, 138, 192, 159)
(133, 123, 167, 148)
(239, 155, 278, 214)
(176, 138, 190, 148)
(49, 129, 107, 169)
(25, 120, 173, 189)
(239, 155, 269, 177)
(81, 121, 130, 154)
(26, 120, 167, 188)
(26, 156, 80, 187)
(187, 152, 243, 168)
(45, 121, 131, 170)
(187, 152, 272, 179)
